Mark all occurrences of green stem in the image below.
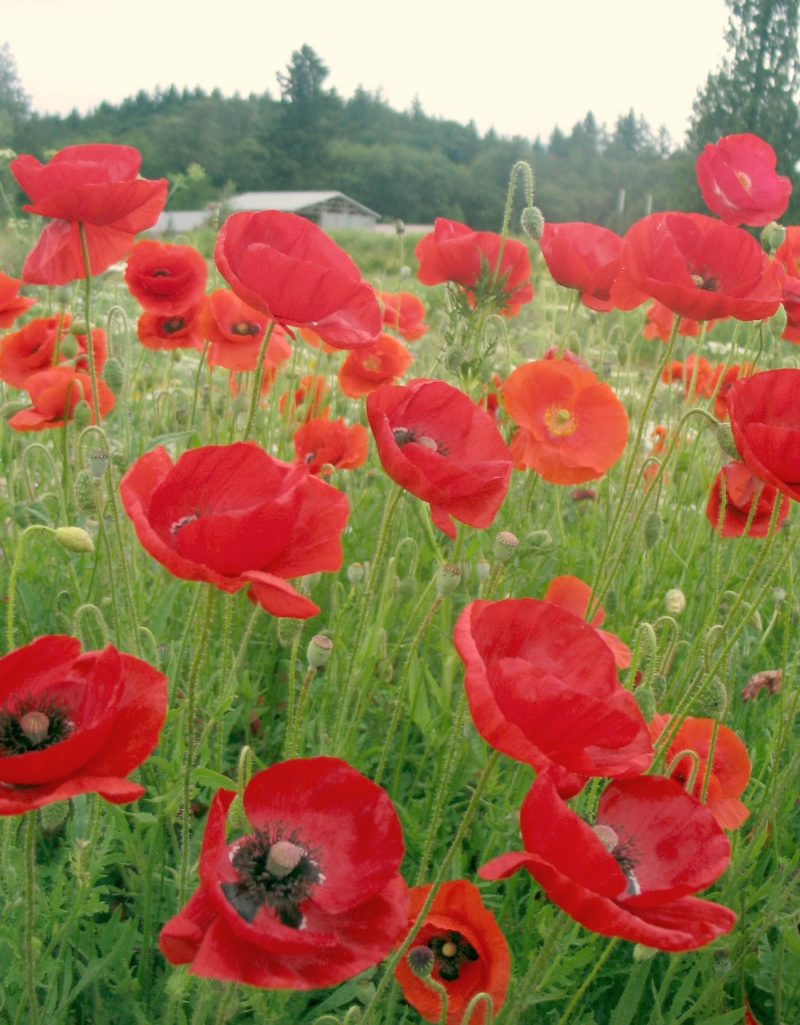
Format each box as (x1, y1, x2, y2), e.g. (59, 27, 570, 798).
(285, 665, 317, 759)
(6, 524, 54, 650)
(24, 813, 39, 1025)
(242, 322, 276, 442)
(77, 222, 103, 421)
(554, 939, 619, 1025)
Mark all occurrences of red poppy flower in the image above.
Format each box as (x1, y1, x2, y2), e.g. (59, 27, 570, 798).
(662, 356, 719, 402)
(11, 144, 168, 285)
(293, 417, 369, 475)
(0, 635, 166, 815)
(125, 240, 207, 314)
(120, 443, 348, 618)
(542, 346, 591, 370)
(611, 213, 782, 322)
(338, 333, 413, 398)
(0, 271, 35, 328)
(395, 880, 510, 1025)
(137, 307, 203, 351)
(696, 133, 791, 227)
(9, 366, 115, 432)
(0, 314, 68, 387)
(648, 714, 750, 830)
(712, 364, 752, 420)
(379, 290, 428, 340)
(745, 998, 763, 1024)
(642, 299, 716, 342)
(480, 774, 736, 952)
(215, 211, 381, 349)
(279, 374, 330, 420)
(454, 599, 652, 797)
(775, 225, 800, 278)
(779, 272, 800, 343)
(198, 290, 292, 373)
(706, 461, 790, 538)
(543, 575, 631, 669)
(539, 221, 622, 311)
(503, 358, 629, 485)
(159, 757, 409, 989)
(415, 218, 533, 316)
(727, 369, 800, 502)
(366, 378, 513, 539)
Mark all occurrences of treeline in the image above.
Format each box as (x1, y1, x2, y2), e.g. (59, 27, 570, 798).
(0, 44, 729, 230)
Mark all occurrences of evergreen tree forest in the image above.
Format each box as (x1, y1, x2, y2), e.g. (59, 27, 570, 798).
(3, 8, 800, 231)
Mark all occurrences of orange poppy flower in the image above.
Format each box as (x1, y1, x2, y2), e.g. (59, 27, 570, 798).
(279, 374, 330, 422)
(394, 880, 510, 1025)
(712, 364, 752, 420)
(293, 416, 369, 475)
(0, 271, 35, 328)
(338, 333, 413, 398)
(662, 356, 719, 401)
(543, 575, 631, 669)
(8, 366, 115, 431)
(502, 358, 628, 485)
(379, 291, 428, 341)
(649, 714, 750, 830)
(137, 308, 202, 351)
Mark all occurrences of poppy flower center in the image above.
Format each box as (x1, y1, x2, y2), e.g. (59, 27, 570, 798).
(544, 406, 578, 437)
(162, 317, 186, 334)
(221, 831, 323, 928)
(735, 171, 752, 192)
(151, 269, 171, 278)
(0, 697, 73, 754)
(230, 321, 260, 337)
(592, 823, 641, 896)
(428, 930, 479, 982)
(392, 427, 443, 453)
(690, 271, 719, 292)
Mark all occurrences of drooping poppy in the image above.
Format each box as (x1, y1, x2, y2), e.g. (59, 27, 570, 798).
(480, 774, 736, 952)
(642, 299, 716, 342)
(293, 417, 369, 475)
(379, 290, 429, 340)
(199, 290, 291, 373)
(0, 635, 167, 815)
(0, 271, 35, 328)
(159, 757, 409, 989)
(662, 355, 719, 402)
(696, 133, 791, 227)
(137, 307, 203, 351)
(610, 212, 782, 322)
(454, 599, 652, 797)
(215, 211, 381, 349)
(338, 333, 413, 398)
(706, 461, 790, 538)
(366, 378, 513, 539)
(0, 314, 70, 387)
(775, 225, 800, 279)
(415, 218, 533, 316)
(125, 239, 207, 314)
(648, 714, 751, 830)
(8, 366, 115, 432)
(120, 442, 349, 618)
(395, 880, 510, 1025)
(11, 144, 168, 285)
(539, 221, 622, 311)
(727, 369, 800, 502)
(543, 575, 631, 669)
(502, 358, 629, 485)
(279, 374, 330, 420)
(711, 364, 752, 420)
(778, 271, 800, 343)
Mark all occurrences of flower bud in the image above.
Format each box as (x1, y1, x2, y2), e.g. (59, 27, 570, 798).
(88, 448, 110, 480)
(524, 529, 554, 553)
(493, 531, 519, 563)
(664, 588, 686, 615)
(70, 319, 89, 336)
(72, 400, 92, 430)
(58, 335, 79, 360)
(604, 589, 618, 614)
(307, 634, 333, 669)
(407, 945, 435, 979)
(767, 303, 788, 340)
(520, 205, 545, 241)
(695, 676, 729, 719)
(475, 558, 491, 583)
(643, 511, 662, 549)
(711, 422, 740, 460)
(396, 576, 417, 601)
(651, 673, 667, 702)
(435, 563, 462, 596)
(634, 684, 656, 721)
(55, 526, 95, 554)
(100, 356, 124, 394)
(73, 469, 97, 515)
(355, 979, 377, 1004)
(1, 399, 30, 420)
(39, 799, 72, 834)
(276, 618, 302, 647)
(227, 793, 250, 833)
(347, 562, 365, 585)
(760, 220, 786, 254)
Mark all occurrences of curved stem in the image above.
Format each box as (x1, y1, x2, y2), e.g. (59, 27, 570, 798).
(6, 524, 54, 650)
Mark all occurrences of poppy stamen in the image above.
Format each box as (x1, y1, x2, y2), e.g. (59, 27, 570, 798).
(230, 321, 260, 337)
(429, 930, 480, 982)
(0, 697, 73, 754)
(544, 405, 578, 437)
(162, 317, 187, 335)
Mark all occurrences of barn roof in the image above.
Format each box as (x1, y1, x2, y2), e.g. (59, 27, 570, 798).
(229, 191, 379, 218)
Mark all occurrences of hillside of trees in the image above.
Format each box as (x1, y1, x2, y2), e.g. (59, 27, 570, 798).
(3, 2, 799, 231)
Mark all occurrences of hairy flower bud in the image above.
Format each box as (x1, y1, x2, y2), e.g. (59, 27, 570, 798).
(407, 945, 435, 979)
(73, 469, 97, 515)
(102, 356, 124, 394)
(55, 526, 95, 554)
(635, 684, 656, 721)
(72, 399, 92, 430)
(643, 510, 662, 549)
(695, 676, 729, 719)
(521, 205, 545, 241)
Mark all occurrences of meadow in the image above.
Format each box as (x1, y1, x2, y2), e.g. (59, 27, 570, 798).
(0, 144, 798, 1025)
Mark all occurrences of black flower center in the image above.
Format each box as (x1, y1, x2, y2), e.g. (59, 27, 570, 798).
(392, 427, 446, 456)
(0, 696, 73, 755)
(221, 829, 323, 928)
(690, 270, 719, 292)
(162, 317, 186, 334)
(592, 823, 641, 896)
(231, 321, 260, 337)
(429, 931, 479, 982)
(151, 269, 171, 278)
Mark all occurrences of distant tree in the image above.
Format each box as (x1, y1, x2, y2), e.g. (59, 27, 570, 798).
(272, 45, 340, 184)
(0, 43, 30, 147)
(688, 0, 800, 178)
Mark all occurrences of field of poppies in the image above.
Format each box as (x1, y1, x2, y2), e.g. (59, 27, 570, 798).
(0, 137, 798, 1025)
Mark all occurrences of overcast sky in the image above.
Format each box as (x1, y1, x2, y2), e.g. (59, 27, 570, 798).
(4, 0, 730, 146)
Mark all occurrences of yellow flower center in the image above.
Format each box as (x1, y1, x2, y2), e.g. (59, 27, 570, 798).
(544, 406, 577, 437)
(735, 170, 752, 192)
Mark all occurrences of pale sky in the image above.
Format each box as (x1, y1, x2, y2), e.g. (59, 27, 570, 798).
(4, 0, 730, 147)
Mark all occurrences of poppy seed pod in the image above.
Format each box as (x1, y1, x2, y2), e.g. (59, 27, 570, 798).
(307, 635, 333, 669)
(435, 563, 463, 597)
(665, 589, 686, 615)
